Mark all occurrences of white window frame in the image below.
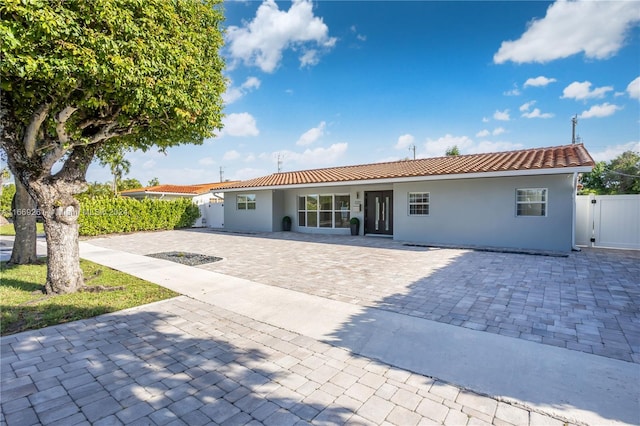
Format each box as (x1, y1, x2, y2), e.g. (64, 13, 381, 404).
(408, 192, 430, 216)
(236, 194, 256, 210)
(516, 188, 547, 217)
(298, 194, 350, 228)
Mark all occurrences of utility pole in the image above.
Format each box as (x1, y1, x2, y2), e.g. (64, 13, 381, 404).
(408, 145, 416, 160)
(571, 115, 578, 144)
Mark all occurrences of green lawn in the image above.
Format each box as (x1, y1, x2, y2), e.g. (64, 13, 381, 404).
(0, 222, 45, 236)
(0, 259, 179, 335)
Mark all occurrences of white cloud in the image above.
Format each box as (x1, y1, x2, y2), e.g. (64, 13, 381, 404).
(223, 150, 242, 161)
(422, 134, 522, 157)
(241, 77, 261, 90)
(422, 134, 474, 157)
(561, 81, 614, 101)
(494, 0, 640, 64)
(524, 76, 557, 87)
(469, 141, 524, 154)
(590, 141, 640, 162)
(394, 134, 415, 150)
(476, 129, 490, 138)
(350, 25, 367, 42)
(503, 84, 521, 96)
(142, 159, 156, 170)
(198, 157, 216, 166)
(275, 143, 348, 168)
(223, 77, 262, 105)
(519, 101, 536, 112)
(520, 101, 553, 118)
(476, 128, 506, 137)
(299, 50, 319, 68)
(579, 102, 622, 118)
(492, 127, 506, 136)
(493, 109, 510, 121)
(232, 167, 271, 181)
(226, 0, 337, 73)
(522, 108, 554, 119)
(222, 113, 259, 137)
(627, 76, 640, 100)
(296, 121, 326, 146)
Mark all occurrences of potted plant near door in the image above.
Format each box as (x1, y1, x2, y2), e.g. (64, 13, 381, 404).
(350, 217, 360, 236)
(282, 215, 292, 231)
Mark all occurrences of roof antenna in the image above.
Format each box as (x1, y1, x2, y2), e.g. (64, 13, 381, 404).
(277, 153, 284, 172)
(219, 166, 224, 183)
(408, 144, 416, 160)
(571, 115, 578, 144)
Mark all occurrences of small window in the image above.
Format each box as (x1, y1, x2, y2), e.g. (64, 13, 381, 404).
(237, 194, 256, 210)
(516, 188, 546, 216)
(408, 192, 429, 215)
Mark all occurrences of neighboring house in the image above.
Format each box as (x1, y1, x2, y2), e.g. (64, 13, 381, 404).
(121, 182, 239, 228)
(219, 144, 594, 252)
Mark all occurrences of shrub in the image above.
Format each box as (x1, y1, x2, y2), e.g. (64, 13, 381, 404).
(78, 197, 200, 236)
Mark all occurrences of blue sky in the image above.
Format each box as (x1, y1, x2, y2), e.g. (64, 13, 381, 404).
(89, 0, 639, 186)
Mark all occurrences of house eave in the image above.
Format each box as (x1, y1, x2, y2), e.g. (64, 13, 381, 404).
(122, 191, 201, 197)
(218, 166, 593, 192)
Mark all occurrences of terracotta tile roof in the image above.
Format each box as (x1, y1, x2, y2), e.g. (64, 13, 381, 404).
(223, 144, 594, 190)
(121, 181, 240, 195)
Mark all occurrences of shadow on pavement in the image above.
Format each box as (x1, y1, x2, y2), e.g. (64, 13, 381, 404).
(1, 299, 354, 425)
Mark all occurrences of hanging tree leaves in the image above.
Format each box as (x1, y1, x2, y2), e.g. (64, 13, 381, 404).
(0, 0, 226, 293)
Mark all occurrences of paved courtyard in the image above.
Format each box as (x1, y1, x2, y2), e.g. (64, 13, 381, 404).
(2, 297, 575, 426)
(89, 229, 640, 364)
(2, 229, 638, 426)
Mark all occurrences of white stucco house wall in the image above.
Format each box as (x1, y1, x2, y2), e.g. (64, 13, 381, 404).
(121, 181, 239, 228)
(218, 144, 594, 252)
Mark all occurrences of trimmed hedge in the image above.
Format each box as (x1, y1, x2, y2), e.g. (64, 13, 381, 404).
(78, 197, 200, 236)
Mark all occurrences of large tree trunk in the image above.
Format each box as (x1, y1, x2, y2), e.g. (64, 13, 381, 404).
(27, 145, 98, 295)
(9, 179, 38, 264)
(40, 195, 84, 294)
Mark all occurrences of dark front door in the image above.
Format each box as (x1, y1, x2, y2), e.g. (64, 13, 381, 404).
(364, 191, 393, 235)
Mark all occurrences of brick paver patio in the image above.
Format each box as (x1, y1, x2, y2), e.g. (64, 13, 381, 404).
(1, 297, 574, 425)
(89, 229, 640, 363)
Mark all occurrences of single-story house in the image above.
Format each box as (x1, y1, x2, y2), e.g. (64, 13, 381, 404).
(218, 144, 594, 252)
(121, 181, 239, 228)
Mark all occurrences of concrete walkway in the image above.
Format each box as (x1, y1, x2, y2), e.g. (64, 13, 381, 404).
(1, 235, 638, 425)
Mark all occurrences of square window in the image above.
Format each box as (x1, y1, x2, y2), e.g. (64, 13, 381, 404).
(408, 192, 429, 216)
(516, 188, 547, 217)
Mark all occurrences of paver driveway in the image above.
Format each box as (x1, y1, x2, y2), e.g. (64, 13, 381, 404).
(88, 229, 640, 364)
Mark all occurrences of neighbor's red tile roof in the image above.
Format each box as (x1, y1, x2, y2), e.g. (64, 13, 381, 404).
(121, 181, 240, 195)
(223, 144, 594, 189)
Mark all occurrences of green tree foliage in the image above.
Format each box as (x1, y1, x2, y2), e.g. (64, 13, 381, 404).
(119, 178, 142, 192)
(580, 151, 640, 194)
(78, 197, 199, 236)
(148, 177, 161, 187)
(1, 183, 16, 218)
(0, 0, 225, 294)
(98, 146, 131, 194)
(445, 145, 460, 156)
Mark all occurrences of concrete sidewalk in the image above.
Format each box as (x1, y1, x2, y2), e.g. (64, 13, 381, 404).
(78, 241, 640, 426)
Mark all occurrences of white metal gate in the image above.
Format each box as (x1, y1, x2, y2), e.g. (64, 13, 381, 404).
(576, 194, 640, 250)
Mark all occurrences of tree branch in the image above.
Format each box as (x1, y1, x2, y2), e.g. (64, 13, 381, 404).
(24, 103, 51, 156)
(55, 106, 78, 144)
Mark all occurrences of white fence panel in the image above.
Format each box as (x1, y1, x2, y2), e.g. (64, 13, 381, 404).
(576, 194, 640, 250)
(575, 195, 593, 246)
(203, 201, 224, 228)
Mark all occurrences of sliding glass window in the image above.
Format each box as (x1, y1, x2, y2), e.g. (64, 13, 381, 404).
(298, 194, 350, 228)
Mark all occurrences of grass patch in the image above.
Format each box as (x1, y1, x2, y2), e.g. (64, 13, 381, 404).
(0, 223, 45, 236)
(0, 259, 179, 335)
